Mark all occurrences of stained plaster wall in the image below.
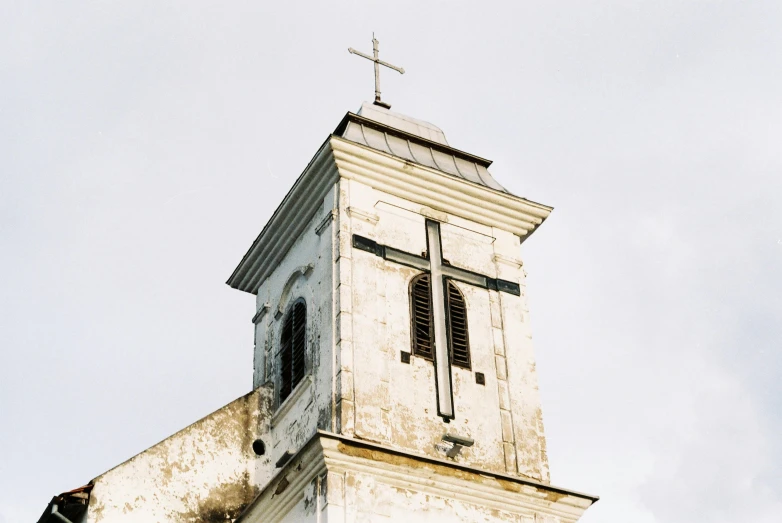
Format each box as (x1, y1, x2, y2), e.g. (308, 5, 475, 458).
(334, 177, 550, 482)
(239, 435, 589, 523)
(326, 468, 569, 523)
(85, 388, 272, 523)
(272, 473, 328, 523)
(81, 186, 338, 523)
(252, 184, 337, 469)
(80, 167, 550, 522)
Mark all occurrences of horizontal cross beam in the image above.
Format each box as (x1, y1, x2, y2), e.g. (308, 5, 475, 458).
(347, 48, 405, 74)
(352, 235, 521, 296)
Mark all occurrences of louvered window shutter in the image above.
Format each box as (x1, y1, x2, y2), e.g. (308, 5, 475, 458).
(280, 301, 306, 403)
(279, 312, 293, 402)
(410, 275, 434, 360)
(410, 274, 470, 368)
(291, 302, 306, 387)
(446, 281, 471, 369)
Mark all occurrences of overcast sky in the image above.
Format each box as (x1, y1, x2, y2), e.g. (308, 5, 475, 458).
(2, 1, 781, 522)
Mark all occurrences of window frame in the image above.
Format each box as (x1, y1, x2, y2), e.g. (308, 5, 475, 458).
(409, 273, 471, 370)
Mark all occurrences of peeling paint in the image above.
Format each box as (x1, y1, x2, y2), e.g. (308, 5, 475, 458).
(340, 181, 550, 481)
(85, 389, 270, 523)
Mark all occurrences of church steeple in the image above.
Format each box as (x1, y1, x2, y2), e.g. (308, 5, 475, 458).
(44, 100, 596, 523)
(228, 101, 555, 481)
(229, 101, 597, 521)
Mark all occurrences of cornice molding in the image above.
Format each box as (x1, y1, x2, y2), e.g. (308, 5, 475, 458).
(330, 137, 552, 239)
(318, 434, 594, 521)
(228, 136, 552, 295)
(274, 264, 314, 320)
(238, 432, 597, 523)
(227, 140, 339, 294)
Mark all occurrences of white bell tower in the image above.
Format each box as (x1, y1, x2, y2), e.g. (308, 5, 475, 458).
(226, 101, 598, 522)
(34, 38, 598, 521)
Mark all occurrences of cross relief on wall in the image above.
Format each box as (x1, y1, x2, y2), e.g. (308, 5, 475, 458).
(353, 219, 520, 421)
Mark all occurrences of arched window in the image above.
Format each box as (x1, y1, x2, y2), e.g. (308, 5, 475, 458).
(410, 274, 471, 369)
(279, 300, 306, 403)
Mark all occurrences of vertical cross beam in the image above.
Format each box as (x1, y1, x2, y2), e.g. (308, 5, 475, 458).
(426, 220, 454, 419)
(371, 37, 382, 104)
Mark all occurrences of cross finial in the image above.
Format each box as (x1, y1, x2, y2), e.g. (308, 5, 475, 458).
(348, 33, 405, 109)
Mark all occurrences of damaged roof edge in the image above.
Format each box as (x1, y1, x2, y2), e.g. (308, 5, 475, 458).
(36, 484, 93, 523)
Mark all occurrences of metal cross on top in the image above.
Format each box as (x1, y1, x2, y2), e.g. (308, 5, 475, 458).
(348, 34, 405, 109)
(353, 221, 521, 421)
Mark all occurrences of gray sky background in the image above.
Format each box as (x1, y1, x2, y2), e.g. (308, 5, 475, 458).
(2, 1, 780, 521)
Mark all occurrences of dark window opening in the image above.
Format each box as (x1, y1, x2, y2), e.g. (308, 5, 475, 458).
(410, 274, 471, 369)
(280, 300, 306, 403)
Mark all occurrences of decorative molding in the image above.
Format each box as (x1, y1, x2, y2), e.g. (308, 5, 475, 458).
(236, 433, 326, 523)
(228, 134, 551, 294)
(319, 434, 594, 520)
(228, 135, 551, 294)
(346, 206, 379, 224)
(315, 209, 337, 236)
(251, 303, 270, 324)
(237, 431, 597, 523)
(419, 205, 449, 223)
(270, 375, 313, 428)
(493, 253, 524, 268)
(227, 140, 339, 294)
(274, 264, 314, 320)
(330, 137, 552, 239)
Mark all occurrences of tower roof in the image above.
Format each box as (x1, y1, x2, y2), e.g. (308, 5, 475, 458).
(356, 102, 450, 145)
(335, 102, 509, 194)
(227, 103, 552, 294)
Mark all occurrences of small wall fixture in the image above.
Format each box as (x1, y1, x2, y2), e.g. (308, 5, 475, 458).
(442, 433, 474, 458)
(275, 450, 295, 468)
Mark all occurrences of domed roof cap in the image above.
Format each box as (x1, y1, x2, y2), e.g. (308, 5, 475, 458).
(357, 102, 450, 145)
(336, 102, 508, 193)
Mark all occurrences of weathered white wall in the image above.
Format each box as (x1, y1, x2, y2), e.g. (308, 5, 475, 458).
(252, 184, 337, 471)
(327, 470, 540, 523)
(334, 178, 550, 481)
(239, 435, 591, 523)
(77, 144, 555, 522)
(81, 185, 339, 523)
(85, 388, 272, 523)
(328, 470, 571, 523)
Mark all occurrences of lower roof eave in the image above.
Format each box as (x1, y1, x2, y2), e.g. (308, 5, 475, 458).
(237, 430, 598, 521)
(315, 430, 599, 505)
